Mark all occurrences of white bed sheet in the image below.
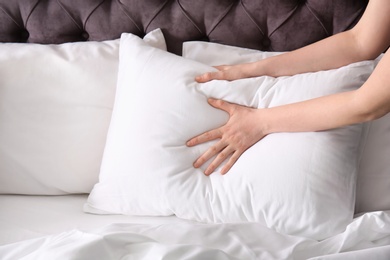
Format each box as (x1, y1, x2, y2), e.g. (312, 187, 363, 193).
(0, 194, 191, 245)
(1, 195, 390, 259)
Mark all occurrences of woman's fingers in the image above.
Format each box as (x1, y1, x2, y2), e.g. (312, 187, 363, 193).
(195, 65, 232, 83)
(214, 65, 230, 71)
(195, 71, 224, 83)
(187, 98, 266, 176)
(220, 151, 241, 175)
(200, 145, 243, 175)
(204, 146, 235, 175)
(193, 140, 227, 169)
(186, 128, 221, 147)
(208, 98, 235, 115)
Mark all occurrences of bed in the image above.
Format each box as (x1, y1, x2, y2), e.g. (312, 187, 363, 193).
(1, 0, 390, 259)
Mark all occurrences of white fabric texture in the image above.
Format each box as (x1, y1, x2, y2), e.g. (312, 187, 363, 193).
(357, 113, 390, 212)
(1, 210, 390, 260)
(183, 41, 390, 213)
(0, 29, 166, 195)
(86, 33, 374, 240)
(0, 194, 189, 246)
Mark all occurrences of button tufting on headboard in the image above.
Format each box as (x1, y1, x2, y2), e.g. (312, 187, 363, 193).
(261, 38, 271, 50)
(20, 30, 30, 42)
(0, 0, 368, 54)
(81, 31, 89, 41)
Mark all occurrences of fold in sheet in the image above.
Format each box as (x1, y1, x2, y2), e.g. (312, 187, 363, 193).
(1, 211, 389, 260)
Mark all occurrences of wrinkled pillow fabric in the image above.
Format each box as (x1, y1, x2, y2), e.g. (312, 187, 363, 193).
(0, 29, 166, 195)
(86, 33, 374, 240)
(183, 41, 390, 213)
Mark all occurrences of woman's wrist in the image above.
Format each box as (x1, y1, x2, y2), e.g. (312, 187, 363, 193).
(244, 58, 276, 78)
(255, 108, 272, 137)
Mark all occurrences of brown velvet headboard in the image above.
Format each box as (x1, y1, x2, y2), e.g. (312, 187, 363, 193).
(0, 0, 368, 54)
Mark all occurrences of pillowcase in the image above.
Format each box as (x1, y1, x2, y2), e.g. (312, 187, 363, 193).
(183, 41, 390, 213)
(356, 112, 390, 212)
(0, 29, 166, 195)
(86, 33, 374, 240)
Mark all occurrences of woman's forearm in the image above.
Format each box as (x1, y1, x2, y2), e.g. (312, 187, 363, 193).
(197, 29, 374, 82)
(262, 50, 390, 135)
(261, 91, 364, 135)
(246, 0, 390, 78)
(196, 0, 390, 83)
(246, 31, 369, 78)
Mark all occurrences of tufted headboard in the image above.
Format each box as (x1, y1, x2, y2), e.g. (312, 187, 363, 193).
(0, 0, 368, 54)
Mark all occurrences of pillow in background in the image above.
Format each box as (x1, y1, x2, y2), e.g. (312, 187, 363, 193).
(0, 29, 166, 195)
(183, 41, 389, 213)
(85, 33, 374, 240)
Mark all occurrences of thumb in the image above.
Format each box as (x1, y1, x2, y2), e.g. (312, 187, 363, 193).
(208, 98, 235, 115)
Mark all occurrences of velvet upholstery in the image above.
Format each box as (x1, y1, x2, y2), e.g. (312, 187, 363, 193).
(0, 0, 368, 54)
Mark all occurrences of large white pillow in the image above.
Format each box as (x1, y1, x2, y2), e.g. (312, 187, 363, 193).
(356, 113, 390, 212)
(183, 41, 390, 213)
(86, 33, 374, 240)
(0, 29, 166, 195)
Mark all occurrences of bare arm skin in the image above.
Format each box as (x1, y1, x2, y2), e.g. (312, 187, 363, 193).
(196, 0, 390, 81)
(187, 0, 390, 175)
(263, 52, 390, 133)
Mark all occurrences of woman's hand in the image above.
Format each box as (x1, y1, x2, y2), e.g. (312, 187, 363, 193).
(186, 98, 267, 175)
(195, 63, 257, 83)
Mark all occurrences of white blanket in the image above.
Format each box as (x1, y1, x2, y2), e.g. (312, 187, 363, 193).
(1, 211, 390, 260)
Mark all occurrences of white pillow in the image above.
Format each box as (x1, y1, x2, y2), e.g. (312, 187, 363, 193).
(0, 29, 166, 195)
(357, 113, 390, 212)
(183, 41, 390, 213)
(86, 33, 374, 240)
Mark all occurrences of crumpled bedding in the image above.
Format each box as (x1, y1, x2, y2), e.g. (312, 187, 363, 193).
(1, 211, 389, 260)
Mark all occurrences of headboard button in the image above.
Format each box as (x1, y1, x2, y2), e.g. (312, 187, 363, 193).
(262, 38, 271, 49)
(81, 32, 89, 40)
(20, 30, 29, 42)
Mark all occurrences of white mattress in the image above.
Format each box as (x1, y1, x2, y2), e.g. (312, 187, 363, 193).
(1, 195, 390, 260)
(0, 194, 191, 245)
